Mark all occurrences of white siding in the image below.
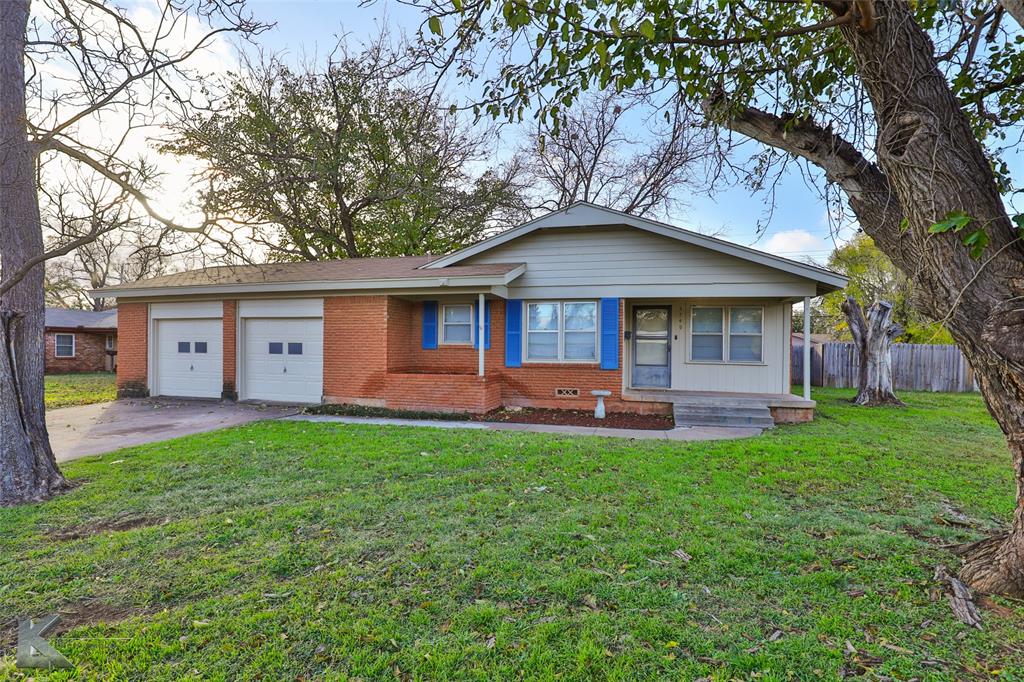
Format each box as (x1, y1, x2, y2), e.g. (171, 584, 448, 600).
(464, 227, 818, 298)
(626, 300, 790, 394)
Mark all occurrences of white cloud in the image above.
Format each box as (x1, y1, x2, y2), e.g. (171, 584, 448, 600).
(762, 229, 827, 257)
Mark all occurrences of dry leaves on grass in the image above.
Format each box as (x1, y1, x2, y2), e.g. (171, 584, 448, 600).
(671, 548, 692, 563)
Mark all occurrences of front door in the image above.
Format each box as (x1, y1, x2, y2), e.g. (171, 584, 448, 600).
(632, 306, 671, 388)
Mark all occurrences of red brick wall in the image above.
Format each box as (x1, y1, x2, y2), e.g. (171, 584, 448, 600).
(386, 297, 417, 372)
(326, 296, 644, 414)
(498, 299, 637, 412)
(383, 373, 501, 413)
(399, 300, 500, 375)
(322, 295, 391, 405)
(44, 331, 111, 373)
(222, 300, 238, 399)
(116, 301, 149, 397)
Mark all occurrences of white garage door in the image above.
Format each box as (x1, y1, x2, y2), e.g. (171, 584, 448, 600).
(242, 318, 323, 403)
(154, 319, 223, 398)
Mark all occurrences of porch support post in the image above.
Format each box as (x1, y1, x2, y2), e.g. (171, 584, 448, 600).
(478, 293, 485, 377)
(803, 296, 811, 400)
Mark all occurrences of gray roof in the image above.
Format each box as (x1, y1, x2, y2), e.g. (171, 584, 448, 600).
(93, 256, 524, 296)
(45, 307, 118, 330)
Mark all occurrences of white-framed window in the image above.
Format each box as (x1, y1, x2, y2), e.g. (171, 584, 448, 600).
(728, 307, 763, 362)
(690, 307, 724, 361)
(525, 301, 598, 362)
(441, 303, 473, 345)
(689, 305, 764, 364)
(105, 334, 115, 351)
(54, 333, 75, 358)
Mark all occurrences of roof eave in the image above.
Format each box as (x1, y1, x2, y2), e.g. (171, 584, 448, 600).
(91, 265, 527, 299)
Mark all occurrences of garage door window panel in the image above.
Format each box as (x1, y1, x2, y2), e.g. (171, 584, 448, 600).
(178, 342, 191, 353)
(288, 343, 303, 355)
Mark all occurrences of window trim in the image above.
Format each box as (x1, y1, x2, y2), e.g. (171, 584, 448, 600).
(54, 333, 76, 358)
(523, 300, 599, 364)
(686, 304, 765, 366)
(105, 334, 115, 351)
(440, 303, 475, 346)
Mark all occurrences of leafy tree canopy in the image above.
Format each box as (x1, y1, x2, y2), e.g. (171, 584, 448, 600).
(820, 233, 954, 344)
(417, 1, 1022, 234)
(167, 42, 526, 262)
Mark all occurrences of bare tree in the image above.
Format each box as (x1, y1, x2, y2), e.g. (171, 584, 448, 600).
(521, 92, 712, 218)
(42, 179, 177, 310)
(1, 0, 267, 506)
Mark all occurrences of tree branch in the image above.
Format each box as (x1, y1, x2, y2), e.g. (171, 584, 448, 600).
(703, 98, 915, 267)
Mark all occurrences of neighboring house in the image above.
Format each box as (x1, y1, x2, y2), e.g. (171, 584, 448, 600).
(45, 308, 118, 374)
(791, 332, 836, 346)
(94, 203, 847, 426)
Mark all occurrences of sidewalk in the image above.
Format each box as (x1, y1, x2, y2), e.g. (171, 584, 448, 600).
(284, 414, 762, 441)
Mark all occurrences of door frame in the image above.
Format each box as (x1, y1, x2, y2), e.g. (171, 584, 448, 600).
(630, 304, 672, 388)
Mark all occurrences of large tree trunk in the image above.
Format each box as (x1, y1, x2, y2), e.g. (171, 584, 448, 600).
(839, 2, 1024, 596)
(0, 0, 68, 506)
(841, 296, 904, 407)
(716, 1, 1024, 596)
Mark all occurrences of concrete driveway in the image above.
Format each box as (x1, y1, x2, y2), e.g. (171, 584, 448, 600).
(47, 399, 300, 462)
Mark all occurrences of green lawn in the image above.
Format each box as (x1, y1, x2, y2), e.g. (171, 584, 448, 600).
(44, 373, 116, 410)
(2, 388, 1022, 680)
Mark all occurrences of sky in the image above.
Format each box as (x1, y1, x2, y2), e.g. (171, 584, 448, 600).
(238, 0, 851, 264)
(66, 0, 1020, 270)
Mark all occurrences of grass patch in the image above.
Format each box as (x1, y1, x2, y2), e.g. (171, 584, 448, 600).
(2, 388, 1022, 679)
(44, 373, 116, 409)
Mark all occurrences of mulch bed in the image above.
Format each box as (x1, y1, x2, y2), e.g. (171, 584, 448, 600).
(476, 407, 674, 430)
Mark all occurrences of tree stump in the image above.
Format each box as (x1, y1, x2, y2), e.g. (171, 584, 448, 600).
(841, 296, 904, 407)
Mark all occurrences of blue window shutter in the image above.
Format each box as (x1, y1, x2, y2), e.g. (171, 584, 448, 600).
(600, 298, 620, 370)
(473, 304, 479, 349)
(505, 299, 522, 367)
(422, 301, 438, 350)
(484, 301, 491, 350)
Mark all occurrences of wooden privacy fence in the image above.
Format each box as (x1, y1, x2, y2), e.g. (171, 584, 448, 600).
(792, 341, 978, 392)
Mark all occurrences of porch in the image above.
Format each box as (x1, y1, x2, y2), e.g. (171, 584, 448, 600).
(622, 296, 816, 426)
(622, 388, 815, 426)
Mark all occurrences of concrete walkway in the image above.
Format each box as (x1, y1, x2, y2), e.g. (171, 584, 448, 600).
(48, 399, 300, 462)
(286, 414, 763, 441)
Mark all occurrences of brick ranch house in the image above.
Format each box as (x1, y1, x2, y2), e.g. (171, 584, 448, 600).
(44, 308, 118, 374)
(95, 204, 847, 427)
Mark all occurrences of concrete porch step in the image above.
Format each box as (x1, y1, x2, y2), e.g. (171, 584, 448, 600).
(673, 402, 775, 429)
(671, 404, 770, 417)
